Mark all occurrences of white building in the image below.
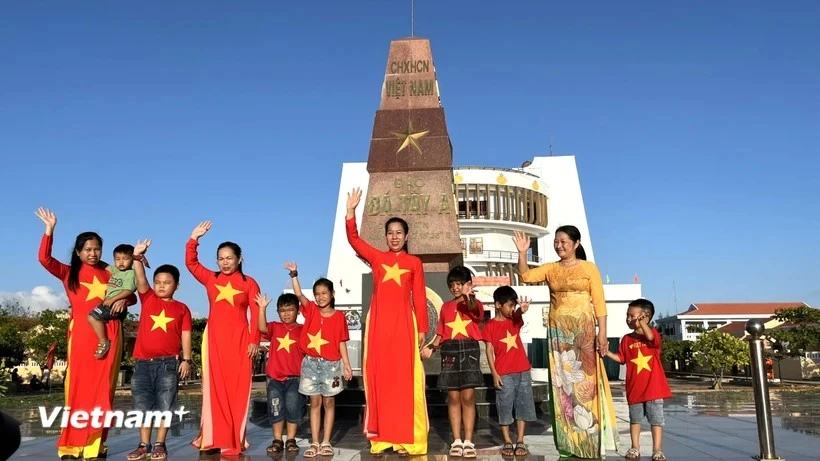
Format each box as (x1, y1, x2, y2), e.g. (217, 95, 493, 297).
(654, 301, 809, 341)
(321, 155, 642, 377)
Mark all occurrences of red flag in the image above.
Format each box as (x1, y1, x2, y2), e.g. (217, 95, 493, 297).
(46, 342, 56, 370)
(633, 274, 640, 284)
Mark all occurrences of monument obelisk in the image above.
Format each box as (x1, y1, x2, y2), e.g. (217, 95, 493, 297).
(360, 37, 462, 273)
(359, 38, 463, 361)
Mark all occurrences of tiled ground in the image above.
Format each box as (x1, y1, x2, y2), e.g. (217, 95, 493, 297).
(10, 381, 819, 460)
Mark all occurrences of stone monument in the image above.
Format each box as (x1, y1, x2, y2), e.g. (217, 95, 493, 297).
(359, 38, 464, 367)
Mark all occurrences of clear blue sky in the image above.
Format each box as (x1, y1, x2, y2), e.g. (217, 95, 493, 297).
(2, 1, 818, 318)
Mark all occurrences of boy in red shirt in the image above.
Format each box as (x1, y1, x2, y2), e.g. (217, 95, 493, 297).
(286, 262, 352, 458)
(482, 286, 536, 458)
(256, 292, 305, 455)
(605, 298, 671, 461)
(126, 240, 193, 461)
(421, 265, 484, 458)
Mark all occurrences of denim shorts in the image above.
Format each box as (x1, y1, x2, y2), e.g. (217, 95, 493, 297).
(131, 356, 179, 412)
(89, 303, 128, 322)
(267, 377, 305, 423)
(299, 357, 344, 397)
(438, 339, 483, 390)
(496, 370, 537, 426)
(629, 399, 665, 426)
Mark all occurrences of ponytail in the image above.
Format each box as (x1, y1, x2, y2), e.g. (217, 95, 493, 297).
(576, 243, 587, 261)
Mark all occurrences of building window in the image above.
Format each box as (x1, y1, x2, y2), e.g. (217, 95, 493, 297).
(469, 237, 483, 254)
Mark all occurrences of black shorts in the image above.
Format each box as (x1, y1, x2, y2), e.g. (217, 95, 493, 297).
(437, 339, 483, 390)
(89, 304, 128, 322)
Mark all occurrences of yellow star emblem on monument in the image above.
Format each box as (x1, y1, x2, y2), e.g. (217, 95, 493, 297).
(381, 263, 410, 286)
(307, 330, 330, 354)
(80, 276, 108, 302)
(630, 349, 653, 374)
(214, 281, 243, 307)
(446, 311, 472, 339)
(276, 332, 296, 353)
(500, 330, 519, 352)
(392, 120, 429, 154)
(150, 309, 175, 332)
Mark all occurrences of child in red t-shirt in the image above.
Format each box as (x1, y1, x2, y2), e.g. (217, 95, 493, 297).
(126, 239, 193, 461)
(421, 266, 484, 458)
(605, 298, 671, 461)
(482, 285, 536, 458)
(257, 292, 306, 455)
(285, 262, 352, 458)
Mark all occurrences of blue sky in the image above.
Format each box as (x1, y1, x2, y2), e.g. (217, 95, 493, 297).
(2, 1, 818, 318)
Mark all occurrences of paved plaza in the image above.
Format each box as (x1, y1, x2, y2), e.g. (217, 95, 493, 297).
(9, 379, 820, 460)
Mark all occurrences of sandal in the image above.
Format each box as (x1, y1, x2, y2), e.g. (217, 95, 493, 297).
(127, 443, 151, 460)
(625, 448, 641, 460)
(449, 441, 464, 457)
(513, 443, 528, 457)
(652, 450, 667, 461)
(95, 340, 111, 359)
(462, 441, 477, 458)
(319, 442, 334, 456)
(304, 443, 320, 458)
(150, 443, 167, 460)
(267, 440, 284, 454)
(501, 443, 515, 457)
(396, 449, 409, 457)
(285, 439, 299, 453)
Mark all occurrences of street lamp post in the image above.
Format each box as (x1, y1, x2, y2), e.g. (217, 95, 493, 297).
(745, 319, 784, 460)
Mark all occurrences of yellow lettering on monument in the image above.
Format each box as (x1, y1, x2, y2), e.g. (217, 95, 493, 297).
(438, 194, 452, 214)
(390, 60, 431, 74)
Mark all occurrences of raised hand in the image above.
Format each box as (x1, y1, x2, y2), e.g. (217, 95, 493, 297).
(518, 296, 531, 314)
(255, 293, 271, 310)
(460, 281, 475, 298)
(134, 239, 151, 256)
(283, 261, 298, 273)
(35, 207, 57, 235)
(346, 187, 362, 211)
(190, 221, 212, 240)
(512, 231, 530, 253)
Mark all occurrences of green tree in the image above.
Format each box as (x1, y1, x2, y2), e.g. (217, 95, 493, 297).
(25, 309, 69, 366)
(0, 359, 12, 397)
(190, 317, 207, 368)
(767, 305, 820, 355)
(660, 340, 693, 372)
(692, 329, 750, 390)
(0, 299, 33, 318)
(0, 309, 38, 364)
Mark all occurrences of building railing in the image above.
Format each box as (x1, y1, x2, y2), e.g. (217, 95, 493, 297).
(455, 165, 540, 178)
(464, 249, 542, 264)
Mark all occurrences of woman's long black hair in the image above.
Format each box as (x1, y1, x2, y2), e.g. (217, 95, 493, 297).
(68, 232, 103, 293)
(214, 241, 247, 280)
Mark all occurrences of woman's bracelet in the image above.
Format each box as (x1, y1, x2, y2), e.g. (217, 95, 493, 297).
(289, 270, 298, 278)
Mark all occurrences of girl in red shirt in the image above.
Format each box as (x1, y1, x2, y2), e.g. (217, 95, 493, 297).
(286, 262, 352, 458)
(422, 266, 484, 458)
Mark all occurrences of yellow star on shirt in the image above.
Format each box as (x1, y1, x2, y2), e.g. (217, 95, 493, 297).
(307, 330, 330, 354)
(80, 276, 108, 302)
(630, 349, 653, 374)
(392, 120, 429, 155)
(276, 332, 296, 353)
(150, 309, 175, 332)
(500, 330, 519, 352)
(214, 281, 243, 307)
(381, 263, 410, 286)
(446, 311, 472, 339)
